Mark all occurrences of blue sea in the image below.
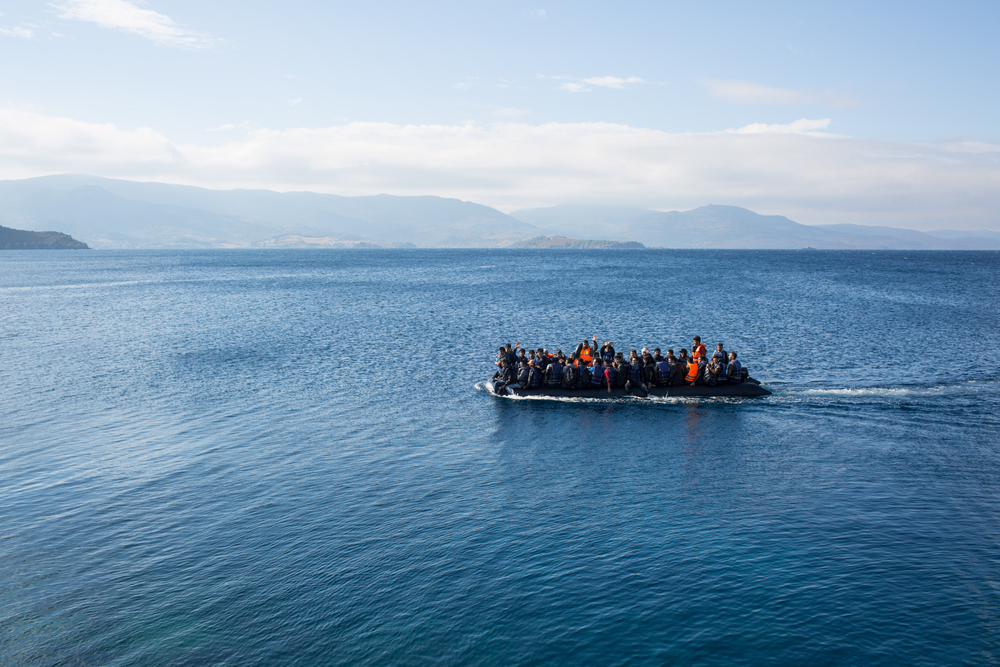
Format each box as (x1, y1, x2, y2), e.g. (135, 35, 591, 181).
(2, 249, 999, 666)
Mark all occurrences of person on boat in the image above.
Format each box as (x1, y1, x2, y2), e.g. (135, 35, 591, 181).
(544, 356, 564, 387)
(562, 358, 579, 388)
(612, 353, 629, 389)
(726, 352, 742, 384)
(590, 358, 605, 388)
(494, 357, 516, 392)
(516, 359, 532, 388)
(528, 363, 543, 389)
(625, 350, 643, 394)
(603, 358, 617, 393)
(576, 336, 596, 365)
(641, 349, 657, 388)
(685, 356, 701, 385)
(655, 353, 672, 386)
(533, 348, 548, 371)
(711, 343, 727, 365)
(517, 348, 528, 366)
(600, 340, 616, 364)
(692, 336, 707, 360)
(578, 359, 592, 387)
(666, 351, 685, 385)
(494, 346, 507, 371)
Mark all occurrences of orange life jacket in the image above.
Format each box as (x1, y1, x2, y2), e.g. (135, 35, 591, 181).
(686, 361, 700, 383)
(579, 348, 593, 364)
(692, 343, 707, 359)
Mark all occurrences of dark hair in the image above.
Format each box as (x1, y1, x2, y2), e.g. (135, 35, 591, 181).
(693, 336, 701, 342)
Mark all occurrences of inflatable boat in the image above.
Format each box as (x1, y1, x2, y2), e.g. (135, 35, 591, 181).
(486, 377, 771, 398)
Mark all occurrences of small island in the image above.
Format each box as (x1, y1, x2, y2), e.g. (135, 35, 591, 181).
(0, 225, 90, 250)
(511, 235, 644, 249)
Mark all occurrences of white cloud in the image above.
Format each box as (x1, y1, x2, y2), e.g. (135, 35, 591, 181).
(734, 118, 833, 136)
(2, 108, 999, 230)
(1, 25, 35, 38)
(53, 0, 217, 49)
(703, 79, 859, 107)
(582, 76, 644, 89)
(558, 82, 589, 93)
(453, 76, 479, 90)
(288, 97, 302, 106)
(525, 9, 546, 18)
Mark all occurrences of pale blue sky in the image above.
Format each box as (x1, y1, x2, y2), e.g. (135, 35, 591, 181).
(2, 0, 999, 228)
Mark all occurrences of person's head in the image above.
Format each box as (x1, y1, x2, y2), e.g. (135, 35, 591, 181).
(519, 348, 526, 356)
(679, 348, 687, 356)
(594, 358, 603, 366)
(693, 336, 701, 343)
(505, 343, 512, 351)
(717, 343, 724, 350)
(729, 352, 737, 360)
(653, 348, 661, 355)
(615, 352, 623, 360)
(630, 349, 638, 357)
(500, 358, 508, 366)
(498, 346, 505, 353)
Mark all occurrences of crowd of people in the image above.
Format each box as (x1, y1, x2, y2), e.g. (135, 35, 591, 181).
(491, 335, 747, 394)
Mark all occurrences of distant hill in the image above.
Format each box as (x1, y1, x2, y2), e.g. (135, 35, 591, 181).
(0, 225, 89, 249)
(510, 204, 1000, 250)
(2, 175, 999, 249)
(0, 175, 538, 249)
(511, 235, 644, 249)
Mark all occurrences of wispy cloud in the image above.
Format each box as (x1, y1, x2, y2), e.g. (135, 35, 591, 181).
(288, 97, 302, 106)
(453, 76, 479, 90)
(2, 109, 999, 229)
(0, 25, 35, 38)
(53, 0, 218, 49)
(582, 76, 644, 89)
(702, 79, 859, 107)
(734, 118, 834, 136)
(525, 9, 546, 19)
(545, 74, 645, 93)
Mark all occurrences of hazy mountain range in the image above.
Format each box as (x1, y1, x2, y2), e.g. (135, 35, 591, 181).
(1, 175, 998, 250)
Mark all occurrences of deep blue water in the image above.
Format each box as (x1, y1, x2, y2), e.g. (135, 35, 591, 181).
(2, 249, 999, 666)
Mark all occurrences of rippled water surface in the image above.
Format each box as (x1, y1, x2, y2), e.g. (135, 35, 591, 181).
(2, 249, 999, 666)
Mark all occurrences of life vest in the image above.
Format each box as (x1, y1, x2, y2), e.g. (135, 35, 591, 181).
(604, 365, 616, 386)
(614, 361, 629, 387)
(685, 361, 699, 383)
(590, 366, 604, 386)
(563, 364, 579, 387)
(602, 347, 615, 363)
(716, 362, 727, 382)
(517, 367, 531, 386)
(630, 361, 643, 383)
(692, 343, 707, 359)
(545, 362, 563, 386)
(579, 365, 591, 386)
(579, 348, 593, 365)
(728, 360, 742, 383)
(656, 360, 671, 380)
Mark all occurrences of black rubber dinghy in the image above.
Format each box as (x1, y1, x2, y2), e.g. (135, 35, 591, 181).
(486, 378, 771, 398)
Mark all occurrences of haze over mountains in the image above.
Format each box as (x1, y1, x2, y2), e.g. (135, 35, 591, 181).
(1, 175, 998, 250)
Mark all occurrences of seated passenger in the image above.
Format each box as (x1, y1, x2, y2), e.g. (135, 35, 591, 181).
(494, 358, 516, 392)
(655, 354, 672, 386)
(562, 359, 579, 388)
(544, 357, 563, 387)
(516, 359, 531, 387)
(642, 350, 657, 387)
(529, 361, 544, 387)
(603, 358, 617, 393)
(578, 359, 592, 387)
(727, 352, 742, 383)
(590, 358, 605, 388)
(712, 343, 727, 365)
(600, 340, 616, 364)
(685, 357, 700, 385)
(613, 353, 630, 388)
